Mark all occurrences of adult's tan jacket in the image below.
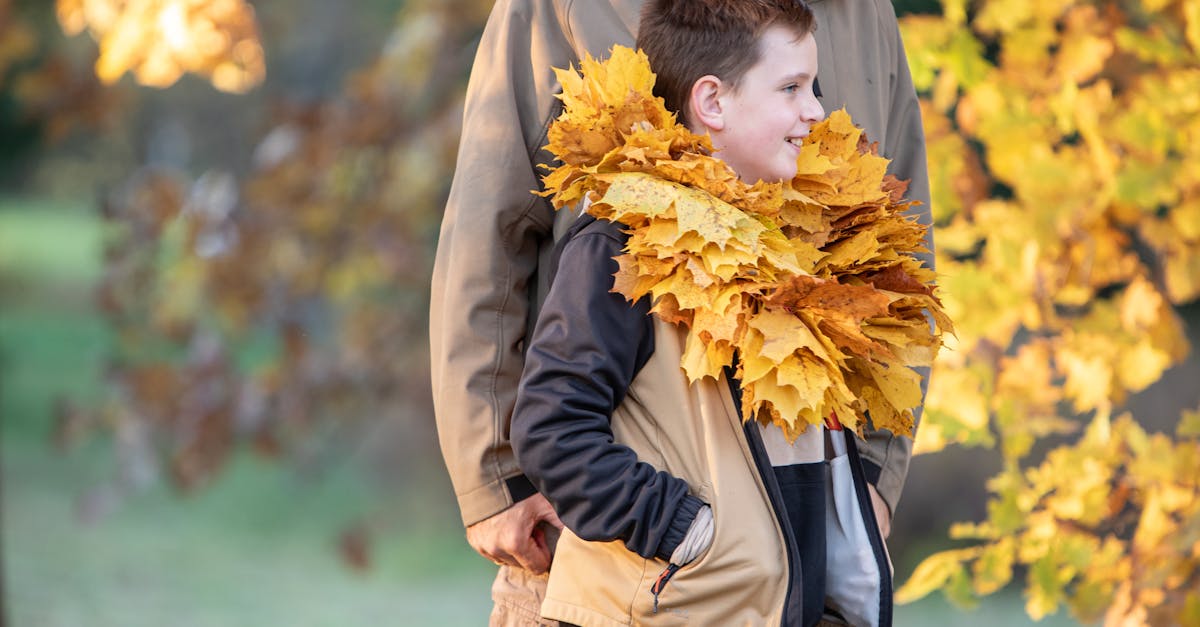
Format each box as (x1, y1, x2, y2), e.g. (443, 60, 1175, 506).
(430, 0, 933, 528)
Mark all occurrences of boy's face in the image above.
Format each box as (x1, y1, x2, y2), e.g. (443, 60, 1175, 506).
(709, 25, 824, 184)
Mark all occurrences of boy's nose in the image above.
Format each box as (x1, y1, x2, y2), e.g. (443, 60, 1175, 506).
(803, 96, 825, 123)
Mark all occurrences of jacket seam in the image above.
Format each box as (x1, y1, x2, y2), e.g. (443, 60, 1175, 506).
(516, 104, 561, 232)
(877, 0, 903, 141)
(562, 0, 579, 54)
(495, 591, 549, 622)
(488, 226, 520, 506)
(519, 0, 571, 230)
(495, 107, 570, 499)
(543, 598, 631, 627)
(459, 476, 510, 500)
(487, 3, 570, 499)
(529, 98, 558, 164)
(630, 553, 651, 619)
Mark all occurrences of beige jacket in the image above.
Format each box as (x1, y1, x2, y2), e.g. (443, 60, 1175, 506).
(544, 317, 797, 626)
(429, 0, 933, 527)
(538, 316, 893, 626)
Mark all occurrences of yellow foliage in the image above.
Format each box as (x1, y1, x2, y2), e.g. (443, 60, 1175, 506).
(902, 412, 1200, 625)
(540, 47, 950, 438)
(894, 547, 980, 603)
(898, 0, 1200, 623)
(56, 0, 265, 93)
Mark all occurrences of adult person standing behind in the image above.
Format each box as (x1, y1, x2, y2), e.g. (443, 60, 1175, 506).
(429, 1, 934, 624)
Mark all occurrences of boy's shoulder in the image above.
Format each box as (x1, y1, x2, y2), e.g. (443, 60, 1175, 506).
(546, 214, 632, 298)
(552, 214, 628, 272)
(563, 213, 626, 244)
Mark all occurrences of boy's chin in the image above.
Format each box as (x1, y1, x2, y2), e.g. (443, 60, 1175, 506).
(767, 162, 800, 184)
(733, 162, 797, 185)
(763, 169, 799, 185)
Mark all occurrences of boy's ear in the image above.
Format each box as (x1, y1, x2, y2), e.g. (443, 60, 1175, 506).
(688, 75, 725, 132)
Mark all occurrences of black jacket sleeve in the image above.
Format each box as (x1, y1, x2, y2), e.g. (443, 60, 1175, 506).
(511, 219, 705, 561)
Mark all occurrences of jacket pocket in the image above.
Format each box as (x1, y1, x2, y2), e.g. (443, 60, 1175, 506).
(645, 482, 716, 617)
(544, 528, 650, 625)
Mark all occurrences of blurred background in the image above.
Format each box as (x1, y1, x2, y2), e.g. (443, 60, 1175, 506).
(2, 0, 1197, 625)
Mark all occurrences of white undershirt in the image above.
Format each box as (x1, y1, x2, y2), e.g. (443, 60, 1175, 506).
(757, 421, 825, 466)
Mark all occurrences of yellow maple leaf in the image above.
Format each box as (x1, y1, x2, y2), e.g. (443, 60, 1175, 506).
(698, 242, 760, 281)
(823, 229, 884, 270)
(779, 196, 830, 235)
(674, 190, 762, 249)
(611, 253, 662, 302)
(747, 309, 830, 363)
(744, 369, 827, 434)
(807, 109, 863, 161)
(794, 140, 838, 177)
(595, 172, 681, 222)
(775, 357, 835, 405)
(863, 324, 937, 365)
(682, 330, 736, 382)
(862, 359, 925, 421)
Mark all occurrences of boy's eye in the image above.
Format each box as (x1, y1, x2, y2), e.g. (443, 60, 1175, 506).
(783, 84, 799, 94)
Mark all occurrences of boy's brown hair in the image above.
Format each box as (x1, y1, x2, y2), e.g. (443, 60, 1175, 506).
(637, 0, 816, 124)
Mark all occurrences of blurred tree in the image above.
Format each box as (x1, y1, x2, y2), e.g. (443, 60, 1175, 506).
(55, 0, 265, 93)
(893, 0, 1200, 624)
(54, 0, 493, 522)
(0, 0, 117, 182)
(893, 0, 943, 16)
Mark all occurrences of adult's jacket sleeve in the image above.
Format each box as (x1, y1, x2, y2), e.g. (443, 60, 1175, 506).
(806, 0, 936, 515)
(429, 0, 641, 527)
(855, 0, 935, 516)
(429, 1, 568, 527)
(511, 226, 705, 561)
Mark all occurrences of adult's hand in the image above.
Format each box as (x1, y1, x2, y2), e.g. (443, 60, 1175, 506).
(466, 493, 564, 575)
(867, 484, 892, 539)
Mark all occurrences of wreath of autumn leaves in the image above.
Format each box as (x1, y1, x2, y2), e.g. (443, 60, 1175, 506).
(540, 46, 952, 439)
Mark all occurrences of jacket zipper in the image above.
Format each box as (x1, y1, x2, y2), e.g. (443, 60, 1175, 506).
(650, 563, 682, 613)
(843, 432, 894, 627)
(723, 369, 806, 627)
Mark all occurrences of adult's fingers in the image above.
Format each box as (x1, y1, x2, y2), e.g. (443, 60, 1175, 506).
(467, 521, 547, 572)
(465, 493, 561, 573)
(867, 484, 892, 539)
(508, 528, 553, 575)
(535, 500, 565, 530)
(487, 546, 517, 568)
(505, 494, 559, 573)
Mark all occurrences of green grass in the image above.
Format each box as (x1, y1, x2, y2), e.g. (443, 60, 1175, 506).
(0, 196, 496, 626)
(0, 196, 1079, 626)
(0, 196, 105, 285)
(4, 441, 495, 626)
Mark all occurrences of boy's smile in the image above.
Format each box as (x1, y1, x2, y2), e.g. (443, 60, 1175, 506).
(707, 25, 824, 184)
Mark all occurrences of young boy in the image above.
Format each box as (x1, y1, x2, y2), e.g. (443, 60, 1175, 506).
(512, 1, 891, 625)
